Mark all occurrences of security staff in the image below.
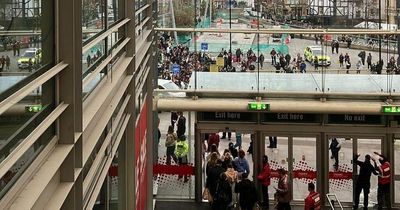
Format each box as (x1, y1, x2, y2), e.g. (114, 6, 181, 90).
(175, 135, 189, 182)
(353, 154, 378, 210)
(304, 183, 321, 210)
(373, 152, 391, 210)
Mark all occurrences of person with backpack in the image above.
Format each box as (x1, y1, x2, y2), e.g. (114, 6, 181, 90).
(175, 135, 189, 182)
(212, 173, 232, 210)
(257, 155, 271, 209)
(165, 125, 178, 165)
(235, 173, 257, 210)
(304, 183, 321, 210)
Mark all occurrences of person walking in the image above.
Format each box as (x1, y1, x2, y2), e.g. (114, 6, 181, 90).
(304, 183, 321, 210)
(353, 154, 378, 210)
(374, 152, 391, 210)
(335, 40, 339, 54)
(329, 138, 341, 170)
(86, 54, 91, 68)
(234, 132, 242, 149)
(300, 61, 307, 73)
(176, 111, 186, 138)
(175, 135, 189, 182)
(165, 125, 178, 165)
(268, 136, 277, 148)
(0, 55, 5, 70)
(257, 155, 271, 209)
(259, 53, 265, 68)
(235, 173, 257, 210)
(331, 41, 335, 54)
(274, 168, 291, 210)
(270, 48, 277, 66)
(346, 59, 351, 74)
(225, 163, 238, 208)
(356, 58, 362, 74)
(221, 132, 232, 140)
(236, 48, 242, 62)
(212, 173, 232, 210)
(358, 51, 366, 66)
(339, 53, 344, 68)
(367, 53, 372, 70)
(170, 111, 178, 128)
(208, 133, 220, 151)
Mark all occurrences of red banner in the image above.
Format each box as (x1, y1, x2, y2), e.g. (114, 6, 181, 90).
(328, 171, 352, 180)
(293, 170, 317, 179)
(135, 101, 148, 210)
(153, 164, 195, 175)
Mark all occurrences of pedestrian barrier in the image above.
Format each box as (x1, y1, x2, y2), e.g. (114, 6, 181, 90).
(326, 194, 343, 210)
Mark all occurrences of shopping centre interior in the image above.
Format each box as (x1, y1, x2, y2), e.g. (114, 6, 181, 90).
(0, 0, 400, 209)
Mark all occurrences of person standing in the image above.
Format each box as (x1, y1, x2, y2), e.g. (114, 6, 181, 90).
(335, 40, 339, 54)
(300, 61, 307, 73)
(329, 138, 341, 169)
(170, 111, 178, 128)
(176, 111, 186, 138)
(236, 48, 242, 62)
(353, 154, 378, 210)
(367, 53, 372, 70)
(270, 48, 277, 66)
(165, 125, 178, 165)
(274, 168, 291, 210)
(86, 54, 91, 68)
(16, 41, 20, 56)
(235, 173, 257, 210)
(331, 41, 335, 54)
(234, 149, 250, 177)
(175, 135, 189, 182)
(356, 58, 362, 74)
(0, 55, 5, 70)
(313, 56, 319, 71)
(359, 51, 366, 66)
(257, 155, 271, 209)
(346, 59, 351, 74)
(12, 41, 16, 56)
(208, 133, 220, 152)
(259, 53, 265, 68)
(304, 183, 321, 210)
(5, 55, 10, 70)
(234, 132, 242, 149)
(374, 152, 391, 210)
(221, 132, 232, 140)
(268, 136, 277, 148)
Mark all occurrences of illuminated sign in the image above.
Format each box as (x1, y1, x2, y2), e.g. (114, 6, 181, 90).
(382, 105, 400, 113)
(247, 102, 270, 111)
(25, 105, 42, 113)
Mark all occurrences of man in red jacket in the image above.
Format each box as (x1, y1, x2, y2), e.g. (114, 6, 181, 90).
(257, 155, 271, 209)
(374, 152, 391, 210)
(304, 183, 320, 210)
(207, 133, 220, 152)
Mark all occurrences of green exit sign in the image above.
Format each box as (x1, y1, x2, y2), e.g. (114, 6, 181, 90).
(382, 105, 400, 113)
(248, 102, 270, 111)
(25, 105, 43, 113)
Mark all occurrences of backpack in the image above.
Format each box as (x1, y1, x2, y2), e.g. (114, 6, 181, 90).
(214, 179, 230, 203)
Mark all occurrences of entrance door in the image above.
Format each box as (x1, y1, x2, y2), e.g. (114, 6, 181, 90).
(393, 138, 400, 204)
(263, 134, 318, 201)
(327, 135, 383, 205)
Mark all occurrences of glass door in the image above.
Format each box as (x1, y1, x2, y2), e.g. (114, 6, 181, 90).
(327, 136, 354, 203)
(394, 138, 400, 204)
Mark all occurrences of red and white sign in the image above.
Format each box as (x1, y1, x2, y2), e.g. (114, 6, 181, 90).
(135, 100, 148, 210)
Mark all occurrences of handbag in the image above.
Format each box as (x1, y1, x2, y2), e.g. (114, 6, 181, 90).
(202, 188, 213, 203)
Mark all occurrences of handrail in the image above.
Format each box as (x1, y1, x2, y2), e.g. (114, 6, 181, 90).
(0, 102, 68, 180)
(0, 62, 68, 116)
(82, 18, 130, 54)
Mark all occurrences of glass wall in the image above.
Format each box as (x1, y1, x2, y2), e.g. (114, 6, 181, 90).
(156, 0, 400, 96)
(0, 0, 55, 198)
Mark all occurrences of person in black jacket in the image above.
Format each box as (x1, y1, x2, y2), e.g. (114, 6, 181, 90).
(235, 173, 257, 210)
(353, 154, 378, 210)
(212, 173, 232, 210)
(206, 159, 226, 201)
(176, 111, 186, 138)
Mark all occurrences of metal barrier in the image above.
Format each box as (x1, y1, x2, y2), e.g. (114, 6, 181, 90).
(326, 194, 344, 210)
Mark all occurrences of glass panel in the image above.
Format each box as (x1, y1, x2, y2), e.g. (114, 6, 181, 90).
(107, 0, 119, 25)
(396, 181, 400, 204)
(0, 0, 54, 96)
(394, 139, 400, 175)
(82, 39, 106, 77)
(356, 138, 381, 206)
(155, 111, 195, 199)
(82, 0, 105, 42)
(292, 137, 317, 201)
(328, 137, 353, 203)
(265, 136, 289, 199)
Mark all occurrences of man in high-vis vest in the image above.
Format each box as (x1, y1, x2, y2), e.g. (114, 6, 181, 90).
(175, 135, 189, 182)
(373, 152, 391, 210)
(304, 183, 321, 210)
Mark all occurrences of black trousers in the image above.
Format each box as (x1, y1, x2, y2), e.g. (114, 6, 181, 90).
(354, 182, 370, 210)
(261, 185, 269, 209)
(277, 202, 291, 210)
(331, 149, 339, 167)
(269, 136, 277, 148)
(377, 184, 391, 210)
(222, 132, 231, 139)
